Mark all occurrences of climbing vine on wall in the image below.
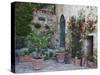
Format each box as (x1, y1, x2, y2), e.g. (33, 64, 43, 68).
(15, 2, 55, 36)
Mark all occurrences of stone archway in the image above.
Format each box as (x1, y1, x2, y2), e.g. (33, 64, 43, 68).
(60, 14, 65, 48)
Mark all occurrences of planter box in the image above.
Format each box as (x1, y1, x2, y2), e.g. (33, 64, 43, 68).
(88, 61, 96, 68)
(20, 55, 32, 62)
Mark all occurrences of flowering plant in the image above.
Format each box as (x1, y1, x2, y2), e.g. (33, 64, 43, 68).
(67, 16, 97, 58)
(82, 17, 97, 34)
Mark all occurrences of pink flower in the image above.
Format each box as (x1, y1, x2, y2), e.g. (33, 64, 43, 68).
(86, 17, 90, 23)
(69, 16, 72, 21)
(82, 24, 86, 32)
(94, 19, 97, 24)
(69, 16, 74, 21)
(80, 18, 82, 24)
(91, 24, 95, 31)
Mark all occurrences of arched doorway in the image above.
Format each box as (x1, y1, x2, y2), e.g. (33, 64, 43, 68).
(60, 14, 65, 47)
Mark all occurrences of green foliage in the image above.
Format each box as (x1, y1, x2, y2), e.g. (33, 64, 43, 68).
(15, 2, 54, 36)
(21, 50, 30, 56)
(86, 20, 94, 33)
(76, 50, 82, 59)
(28, 47, 35, 53)
(44, 53, 50, 60)
(27, 29, 50, 50)
(70, 16, 82, 58)
(16, 36, 27, 49)
(26, 29, 51, 57)
(88, 55, 94, 62)
(15, 2, 33, 36)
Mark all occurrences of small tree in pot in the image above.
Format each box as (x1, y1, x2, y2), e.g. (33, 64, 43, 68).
(75, 50, 82, 66)
(27, 29, 50, 70)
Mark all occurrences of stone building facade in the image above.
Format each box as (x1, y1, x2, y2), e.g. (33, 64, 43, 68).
(55, 5, 97, 61)
(31, 7, 59, 48)
(31, 5, 97, 60)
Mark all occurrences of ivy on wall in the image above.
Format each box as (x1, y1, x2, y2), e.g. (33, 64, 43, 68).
(15, 2, 54, 36)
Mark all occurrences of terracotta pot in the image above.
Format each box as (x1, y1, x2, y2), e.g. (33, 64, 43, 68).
(32, 58, 44, 70)
(20, 55, 32, 62)
(88, 61, 96, 68)
(56, 52, 65, 63)
(75, 57, 81, 66)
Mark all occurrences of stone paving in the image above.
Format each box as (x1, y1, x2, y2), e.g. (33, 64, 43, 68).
(15, 60, 88, 73)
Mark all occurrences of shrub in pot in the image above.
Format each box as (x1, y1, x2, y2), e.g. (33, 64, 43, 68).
(75, 51, 82, 66)
(20, 50, 32, 62)
(56, 47, 65, 63)
(26, 29, 50, 70)
(31, 51, 44, 70)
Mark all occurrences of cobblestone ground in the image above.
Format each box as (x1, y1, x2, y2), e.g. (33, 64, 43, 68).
(15, 60, 88, 73)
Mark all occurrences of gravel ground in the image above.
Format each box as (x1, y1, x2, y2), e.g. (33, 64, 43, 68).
(15, 60, 88, 73)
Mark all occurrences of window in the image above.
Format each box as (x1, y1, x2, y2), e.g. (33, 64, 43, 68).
(38, 17, 45, 21)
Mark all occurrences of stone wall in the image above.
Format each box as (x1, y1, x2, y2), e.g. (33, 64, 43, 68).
(31, 9, 56, 31)
(31, 8, 59, 48)
(31, 5, 97, 53)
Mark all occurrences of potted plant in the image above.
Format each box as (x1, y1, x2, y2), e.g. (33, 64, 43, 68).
(75, 51, 82, 66)
(20, 50, 32, 62)
(87, 55, 95, 68)
(56, 47, 65, 63)
(27, 29, 50, 70)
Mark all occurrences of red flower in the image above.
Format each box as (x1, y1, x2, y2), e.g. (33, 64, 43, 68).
(82, 23, 86, 32)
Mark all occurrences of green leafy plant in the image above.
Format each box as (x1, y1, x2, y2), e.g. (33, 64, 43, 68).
(88, 55, 94, 62)
(15, 2, 55, 36)
(76, 50, 82, 59)
(21, 50, 30, 56)
(68, 16, 82, 58)
(26, 29, 51, 58)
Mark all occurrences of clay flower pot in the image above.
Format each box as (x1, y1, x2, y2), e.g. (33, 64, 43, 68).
(88, 61, 95, 68)
(20, 55, 32, 62)
(75, 57, 81, 66)
(32, 58, 44, 70)
(56, 51, 65, 63)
